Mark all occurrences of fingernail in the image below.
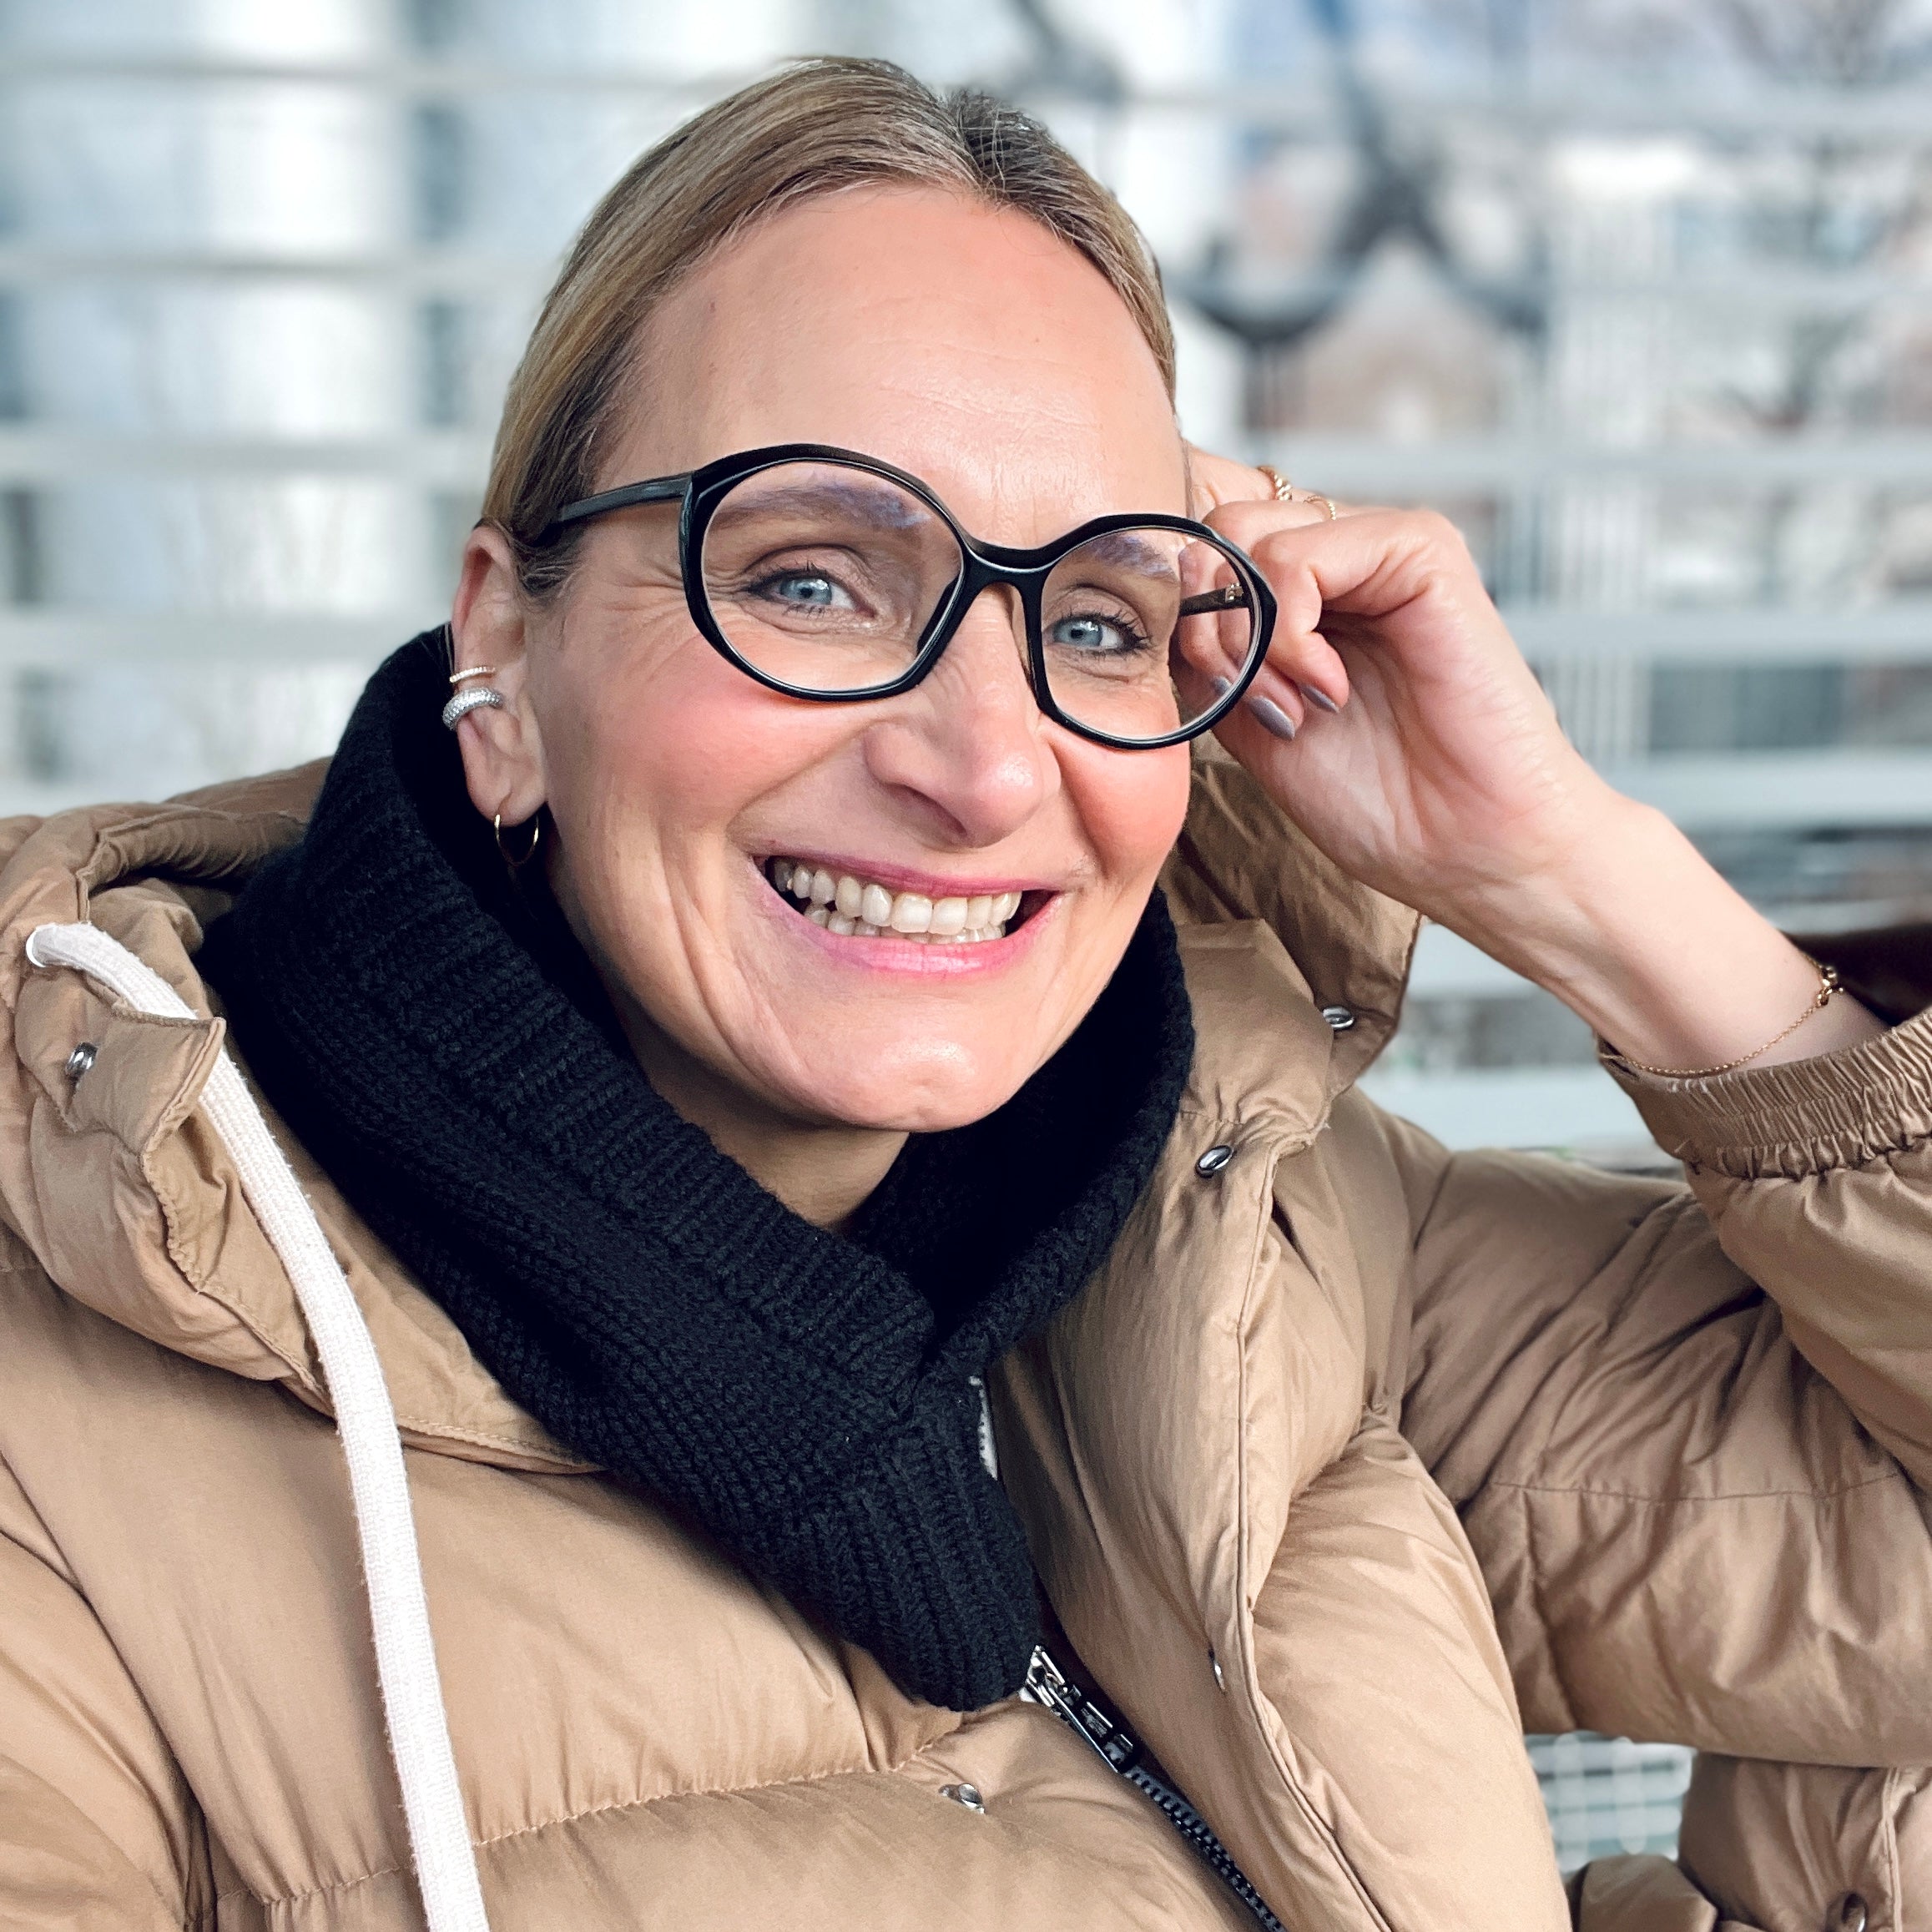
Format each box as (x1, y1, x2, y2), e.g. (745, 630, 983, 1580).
(1297, 681, 1339, 714)
(1247, 695, 1297, 742)
(1210, 675, 1233, 699)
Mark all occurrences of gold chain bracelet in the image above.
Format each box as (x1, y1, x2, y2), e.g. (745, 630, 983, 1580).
(1621, 958, 1842, 1079)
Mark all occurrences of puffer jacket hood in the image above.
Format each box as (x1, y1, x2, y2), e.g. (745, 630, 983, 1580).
(3, 740, 1930, 1932)
(0, 763, 590, 1470)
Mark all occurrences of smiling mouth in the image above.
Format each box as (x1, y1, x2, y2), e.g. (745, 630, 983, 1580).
(764, 858, 1038, 944)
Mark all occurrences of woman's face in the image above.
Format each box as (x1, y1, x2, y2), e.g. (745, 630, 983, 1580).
(462, 186, 1192, 1135)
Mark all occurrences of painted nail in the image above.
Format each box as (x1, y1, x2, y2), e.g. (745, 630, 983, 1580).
(1248, 694, 1297, 741)
(1297, 681, 1340, 714)
(1210, 675, 1233, 699)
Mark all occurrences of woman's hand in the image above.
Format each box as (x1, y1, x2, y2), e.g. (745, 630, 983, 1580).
(1188, 446, 1884, 1072)
(1188, 447, 1612, 936)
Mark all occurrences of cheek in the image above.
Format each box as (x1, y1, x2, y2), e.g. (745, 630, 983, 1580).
(1071, 742, 1192, 892)
(542, 616, 821, 863)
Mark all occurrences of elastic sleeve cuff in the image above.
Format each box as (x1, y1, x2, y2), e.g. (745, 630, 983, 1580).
(1602, 1002, 1932, 1179)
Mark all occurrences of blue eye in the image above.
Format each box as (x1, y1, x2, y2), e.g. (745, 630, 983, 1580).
(1049, 613, 1143, 654)
(770, 573, 839, 608)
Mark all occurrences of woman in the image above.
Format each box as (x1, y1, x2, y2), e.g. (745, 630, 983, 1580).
(0, 57, 1924, 1932)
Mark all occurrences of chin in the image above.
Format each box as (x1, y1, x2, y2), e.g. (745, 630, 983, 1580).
(786, 1040, 1039, 1135)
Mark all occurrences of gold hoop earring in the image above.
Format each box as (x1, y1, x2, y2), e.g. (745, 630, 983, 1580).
(493, 810, 542, 869)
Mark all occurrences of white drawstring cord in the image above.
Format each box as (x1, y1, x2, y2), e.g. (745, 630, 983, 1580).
(27, 921, 492, 1932)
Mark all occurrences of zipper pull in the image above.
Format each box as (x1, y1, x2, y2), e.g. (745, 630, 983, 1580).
(1023, 1646, 1140, 1771)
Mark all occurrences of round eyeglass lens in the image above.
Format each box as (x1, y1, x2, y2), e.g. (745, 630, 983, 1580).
(699, 461, 965, 694)
(1039, 525, 1259, 743)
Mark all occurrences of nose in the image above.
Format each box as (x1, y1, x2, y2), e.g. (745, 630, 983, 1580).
(858, 585, 1058, 848)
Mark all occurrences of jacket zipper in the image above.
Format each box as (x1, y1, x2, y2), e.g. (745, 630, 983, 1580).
(973, 1375, 1285, 1929)
(1021, 1645, 1288, 1932)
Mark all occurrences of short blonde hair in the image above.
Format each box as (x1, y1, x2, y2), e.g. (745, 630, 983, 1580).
(483, 56, 1175, 598)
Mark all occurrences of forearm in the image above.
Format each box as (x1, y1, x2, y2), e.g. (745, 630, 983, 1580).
(1444, 784, 1885, 1074)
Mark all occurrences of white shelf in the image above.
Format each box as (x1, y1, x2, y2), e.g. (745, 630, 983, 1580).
(1607, 751, 1932, 829)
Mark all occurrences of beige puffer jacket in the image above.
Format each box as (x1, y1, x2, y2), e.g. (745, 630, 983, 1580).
(1, 748, 1927, 1932)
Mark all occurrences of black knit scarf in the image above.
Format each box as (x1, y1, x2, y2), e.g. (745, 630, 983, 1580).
(199, 633, 1193, 1712)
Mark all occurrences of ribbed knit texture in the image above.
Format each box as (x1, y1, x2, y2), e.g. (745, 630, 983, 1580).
(199, 632, 1194, 1712)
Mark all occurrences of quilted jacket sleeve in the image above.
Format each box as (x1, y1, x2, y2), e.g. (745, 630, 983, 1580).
(1391, 936, 1932, 1767)
(0, 1456, 211, 1929)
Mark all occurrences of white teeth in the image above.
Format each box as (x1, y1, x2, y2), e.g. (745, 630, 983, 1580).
(770, 859, 1029, 946)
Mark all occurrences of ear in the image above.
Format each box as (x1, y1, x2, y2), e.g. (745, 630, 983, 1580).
(450, 524, 548, 827)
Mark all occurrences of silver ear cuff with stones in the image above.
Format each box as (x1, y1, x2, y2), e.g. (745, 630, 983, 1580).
(441, 665, 504, 730)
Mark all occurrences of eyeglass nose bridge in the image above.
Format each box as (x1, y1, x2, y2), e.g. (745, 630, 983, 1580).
(905, 535, 1269, 741)
(904, 548, 1057, 708)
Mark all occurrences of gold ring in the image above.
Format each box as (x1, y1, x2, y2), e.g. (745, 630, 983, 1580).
(1258, 466, 1338, 520)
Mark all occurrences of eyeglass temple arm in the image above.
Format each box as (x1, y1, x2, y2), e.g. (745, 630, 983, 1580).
(545, 473, 693, 532)
(1176, 583, 1253, 618)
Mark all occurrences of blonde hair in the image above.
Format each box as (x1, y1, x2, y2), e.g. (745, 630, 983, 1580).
(482, 56, 1175, 599)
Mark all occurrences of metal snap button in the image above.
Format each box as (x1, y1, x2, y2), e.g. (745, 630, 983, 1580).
(1319, 1005, 1356, 1032)
(1834, 1894, 1868, 1932)
(1194, 1143, 1233, 1177)
(939, 1782, 986, 1813)
(64, 1042, 98, 1081)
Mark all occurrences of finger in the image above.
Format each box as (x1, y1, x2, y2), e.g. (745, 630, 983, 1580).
(1235, 538, 1354, 715)
(1206, 504, 1481, 724)
(1174, 536, 1349, 719)
(1200, 501, 1348, 713)
(1222, 505, 1479, 633)
(1203, 495, 1375, 551)
(1240, 627, 1343, 737)
(1213, 648, 1328, 754)
(1183, 443, 1366, 521)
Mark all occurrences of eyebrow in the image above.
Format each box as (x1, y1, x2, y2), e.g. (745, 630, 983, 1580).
(1072, 529, 1182, 576)
(722, 474, 934, 533)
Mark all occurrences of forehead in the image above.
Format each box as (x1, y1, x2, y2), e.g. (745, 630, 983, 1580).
(607, 185, 1185, 545)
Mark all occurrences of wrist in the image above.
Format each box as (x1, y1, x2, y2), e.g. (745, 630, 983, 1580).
(1426, 778, 1651, 996)
(1433, 792, 1874, 1073)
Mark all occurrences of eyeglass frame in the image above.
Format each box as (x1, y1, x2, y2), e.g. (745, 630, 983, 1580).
(537, 441, 1279, 752)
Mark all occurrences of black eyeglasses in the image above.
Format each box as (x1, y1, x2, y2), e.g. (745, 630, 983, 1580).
(541, 441, 1277, 751)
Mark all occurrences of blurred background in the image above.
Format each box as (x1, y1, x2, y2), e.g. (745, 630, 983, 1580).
(4, 0, 1928, 1872)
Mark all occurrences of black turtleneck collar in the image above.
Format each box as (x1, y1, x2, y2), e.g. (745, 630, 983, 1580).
(199, 630, 1194, 1711)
